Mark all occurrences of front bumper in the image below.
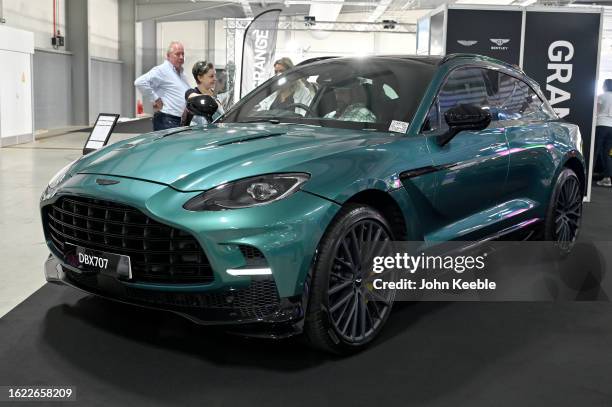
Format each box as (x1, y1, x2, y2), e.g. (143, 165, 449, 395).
(41, 173, 340, 332)
(45, 253, 303, 333)
(41, 174, 339, 297)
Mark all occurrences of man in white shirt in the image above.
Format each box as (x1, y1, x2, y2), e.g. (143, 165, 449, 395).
(134, 41, 190, 131)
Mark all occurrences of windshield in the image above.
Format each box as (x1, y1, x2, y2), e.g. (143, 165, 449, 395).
(220, 58, 436, 131)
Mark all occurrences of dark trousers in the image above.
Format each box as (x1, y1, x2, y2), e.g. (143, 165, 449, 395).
(153, 112, 182, 131)
(595, 125, 612, 178)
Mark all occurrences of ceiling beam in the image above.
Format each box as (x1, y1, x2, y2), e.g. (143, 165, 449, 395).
(367, 0, 392, 22)
(136, 1, 241, 20)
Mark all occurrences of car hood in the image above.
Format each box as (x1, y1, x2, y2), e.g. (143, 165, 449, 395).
(75, 123, 397, 191)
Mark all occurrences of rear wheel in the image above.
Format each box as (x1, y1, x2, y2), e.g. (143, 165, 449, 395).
(543, 167, 583, 255)
(304, 204, 396, 354)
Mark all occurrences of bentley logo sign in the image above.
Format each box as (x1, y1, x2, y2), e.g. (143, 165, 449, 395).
(490, 38, 510, 46)
(96, 179, 120, 185)
(490, 38, 510, 51)
(457, 40, 478, 47)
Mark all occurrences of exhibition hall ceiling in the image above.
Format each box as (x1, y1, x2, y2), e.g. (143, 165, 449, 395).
(136, 0, 460, 21)
(134, 0, 610, 24)
(136, 1, 248, 21)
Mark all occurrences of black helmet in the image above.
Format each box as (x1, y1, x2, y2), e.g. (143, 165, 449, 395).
(186, 94, 218, 122)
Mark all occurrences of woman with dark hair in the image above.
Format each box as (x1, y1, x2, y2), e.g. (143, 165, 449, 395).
(180, 60, 224, 126)
(595, 79, 612, 187)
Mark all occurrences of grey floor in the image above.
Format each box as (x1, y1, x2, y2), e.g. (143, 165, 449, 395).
(0, 131, 134, 317)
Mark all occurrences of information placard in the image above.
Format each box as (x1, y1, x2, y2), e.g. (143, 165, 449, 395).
(83, 113, 119, 155)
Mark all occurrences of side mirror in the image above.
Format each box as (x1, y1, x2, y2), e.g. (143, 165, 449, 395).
(186, 94, 218, 122)
(436, 104, 492, 146)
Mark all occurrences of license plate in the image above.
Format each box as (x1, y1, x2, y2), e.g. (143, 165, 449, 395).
(65, 243, 132, 280)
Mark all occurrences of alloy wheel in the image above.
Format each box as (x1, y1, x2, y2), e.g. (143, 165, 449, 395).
(327, 219, 395, 343)
(554, 175, 582, 251)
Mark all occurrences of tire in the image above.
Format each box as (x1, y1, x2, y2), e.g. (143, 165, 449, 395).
(304, 204, 396, 354)
(543, 167, 583, 256)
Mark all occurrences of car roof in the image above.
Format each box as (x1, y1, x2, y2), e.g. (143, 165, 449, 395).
(297, 54, 524, 74)
(440, 53, 541, 88)
(440, 53, 522, 71)
(297, 55, 443, 67)
(294, 53, 539, 97)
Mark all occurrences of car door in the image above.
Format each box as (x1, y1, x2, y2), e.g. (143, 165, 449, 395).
(423, 66, 510, 241)
(490, 73, 559, 219)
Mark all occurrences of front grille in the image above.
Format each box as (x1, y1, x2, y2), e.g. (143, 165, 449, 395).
(124, 279, 281, 319)
(44, 196, 214, 284)
(65, 269, 281, 320)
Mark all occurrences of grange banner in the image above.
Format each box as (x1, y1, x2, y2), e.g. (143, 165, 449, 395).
(240, 9, 281, 98)
(523, 10, 601, 171)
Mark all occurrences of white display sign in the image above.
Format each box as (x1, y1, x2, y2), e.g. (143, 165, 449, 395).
(84, 114, 119, 154)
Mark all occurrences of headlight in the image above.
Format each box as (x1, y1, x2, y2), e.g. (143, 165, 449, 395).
(183, 173, 310, 211)
(41, 159, 79, 201)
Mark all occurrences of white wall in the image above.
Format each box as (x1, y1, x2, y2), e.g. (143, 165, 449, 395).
(4, 0, 119, 58)
(157, 14, 420, 76)
(2, 0, 66, 50)
(227, 13, 418, 102)
(280, 31, 377, 60)
(272, 13, 418, 64)
(597, 10, 612, 95)
(271, 31, 415, 69)
(0, 25, 34, 139)
(215, 19, 227, 67)
(88, 0, 119, 60)
(376, 9, 431, 24)
(135, 21, 143, 77)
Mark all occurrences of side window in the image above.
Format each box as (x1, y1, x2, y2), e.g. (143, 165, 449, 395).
(422, 100, 440, 132)
(486, 71, 555, 122)
(514, 80, 555, 120)
(485, 70, 516, 121)
(437, 67, 488, 131)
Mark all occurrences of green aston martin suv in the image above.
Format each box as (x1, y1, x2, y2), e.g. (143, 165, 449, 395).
(41, 54, 585, 353)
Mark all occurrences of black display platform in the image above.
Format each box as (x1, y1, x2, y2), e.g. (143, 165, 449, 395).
(1, 188, 611, 406)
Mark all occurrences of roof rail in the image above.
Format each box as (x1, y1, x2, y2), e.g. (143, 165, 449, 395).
(296, 56, 338, 66)
(439, 53, 524, 73)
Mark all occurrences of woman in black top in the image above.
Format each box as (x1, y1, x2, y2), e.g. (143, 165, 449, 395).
(180, 60, 224, 126)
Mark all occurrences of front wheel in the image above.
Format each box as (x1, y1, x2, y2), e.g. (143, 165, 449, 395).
(543, 167, 583, 255)
(304, 204, 396, 354)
